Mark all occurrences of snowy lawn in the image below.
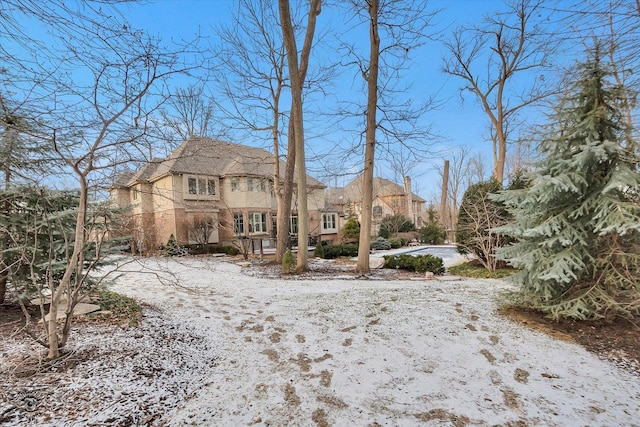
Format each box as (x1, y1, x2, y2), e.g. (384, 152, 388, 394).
(2, 255, 639, 426)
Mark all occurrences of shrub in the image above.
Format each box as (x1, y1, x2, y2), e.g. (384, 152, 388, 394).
(93, 289, 142, 325)
(164, 234, 187, 256)
(223, 245, 240, 255)
(455, 179, 511, 271)
(342, 217, 360, 242)
(282, 249, 295, 273)
(383, 254, 444, 274)
(388, 237, 406, 249)
(379, 214, 416, 238)
(420, 206, 447, 244)
(370, 237, 391, 250)
(315, 243, 358, 259)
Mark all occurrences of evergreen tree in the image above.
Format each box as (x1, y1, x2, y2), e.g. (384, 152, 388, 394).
(493, 47, 640, 320)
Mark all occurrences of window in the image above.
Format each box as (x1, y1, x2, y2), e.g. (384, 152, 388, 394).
(322, 213, 337, 231)
(248, 177, 266, 192)
(132, 188, 139, 200)
(290, 216, 298, 235)
(233, 213, 244, 234)
(207, 179, 216, 195)
(248, 212, 267, 234)
(188, 177, 197, 194)
(187, 176, 216, 196)
(373, 205, 383, 217)
(231, 177, 241, 192)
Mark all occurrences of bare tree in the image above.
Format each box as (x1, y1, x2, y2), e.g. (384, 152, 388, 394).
(442, 0, 555, 183)
(151, 83, 224, 157)
(278, 0, 322, 272)
(1, 1, 202, 358)
(434, 145, 472, 236)
(216, 0, 327, 266)
(187, 214, 218, 254)
(338, 0, 436, 273)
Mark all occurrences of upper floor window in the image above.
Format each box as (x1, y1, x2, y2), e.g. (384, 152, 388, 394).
(231, 177, 241, 192)
(187, 176, 216, 196)
(322, 213, 337, 232)
(373, 205, 383, 217)
(132, 188, 139, 201)
(290, 215, 298, 235)
(247, 177, 266, 192)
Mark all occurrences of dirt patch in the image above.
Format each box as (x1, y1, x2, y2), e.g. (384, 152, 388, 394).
(317, 394, 348, 409)
(269, 333, 281, 343)
(312, 407, 329, 427)
(414, 409, 471, 426)
(502, 307, 640, 376)
(480, 349, 496, 363)
(261, 349, 279, 362)
(319, 370, 332, 387)
(283, 383, 301, 407)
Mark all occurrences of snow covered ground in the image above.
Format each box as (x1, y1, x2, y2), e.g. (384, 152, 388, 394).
(2, 255, 639, 426)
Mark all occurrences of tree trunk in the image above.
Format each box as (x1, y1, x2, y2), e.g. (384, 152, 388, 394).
(1, 168, 10, 303)
(356, 0, 380, 274)
(278, 0, 321, 272)
(276, 120, 296, 264)
(47, 173, 88, 359)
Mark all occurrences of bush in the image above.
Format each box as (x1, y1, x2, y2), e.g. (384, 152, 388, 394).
(370, 237, 391, 250)
(420, 223, 446, 245)
(282, 249, 295, 273)
(93, 289, 142, 325)
(455, 179, 511, 271)
(383, 254, 444, 274)
(420, 206, 447, 244)
(388, 237, 406, 248)
(342, 217, 360, 242)
(379, 214, 415, 238)
(164, 234, 187, 256)
(222, 245, 240, 255)
(315, 243, 359, 259)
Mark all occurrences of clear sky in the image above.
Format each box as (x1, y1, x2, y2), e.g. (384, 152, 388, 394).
(5, 0, 587, 199)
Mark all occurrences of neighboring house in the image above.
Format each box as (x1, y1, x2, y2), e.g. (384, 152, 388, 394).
(326, 175, 426, 235)
(110, 137, 332, 253)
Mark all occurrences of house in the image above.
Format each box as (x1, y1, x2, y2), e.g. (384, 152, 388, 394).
(326, 175, 426, 235)
(110, 137, 337, 253)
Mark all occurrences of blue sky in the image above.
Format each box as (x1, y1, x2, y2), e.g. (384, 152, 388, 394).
(5, 0, 570, 198)
(120, 0, 523, 201)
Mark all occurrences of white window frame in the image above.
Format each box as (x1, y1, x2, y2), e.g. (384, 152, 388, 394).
(247, 177, 266, 192)
(322, 213, 337, 232)
(231, 177, 241, 192)
(185, 175, 217, 198)
(233, 212, 245, 235)
(289, 215, 298, 235)
(248, 212, 267, 234)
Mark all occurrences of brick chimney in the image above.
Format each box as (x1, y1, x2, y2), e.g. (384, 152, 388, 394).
(404, 176, 413, 223)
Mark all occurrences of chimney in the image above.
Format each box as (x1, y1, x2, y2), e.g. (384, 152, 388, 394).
(404, 176, 413, 223)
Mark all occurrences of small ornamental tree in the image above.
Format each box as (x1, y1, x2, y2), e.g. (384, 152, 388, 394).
(378, 214, 415, 239)
(420, 207, 446, 244)
(187, 215, 217, 254)
(492, 47, 640, 320)
(455, 178, 511, 271)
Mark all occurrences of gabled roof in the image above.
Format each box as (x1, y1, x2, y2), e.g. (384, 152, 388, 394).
(125, 137, 325, 188)
(338, 174, 425, 203)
